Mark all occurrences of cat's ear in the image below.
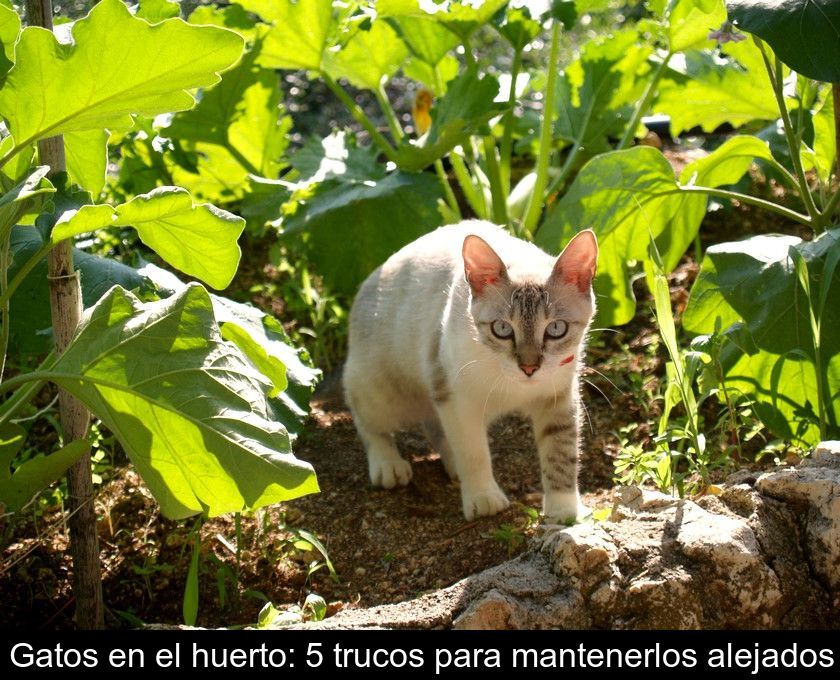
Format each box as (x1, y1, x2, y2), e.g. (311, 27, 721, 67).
(463, 235, 508, 296)
(550, 229, 598, 294)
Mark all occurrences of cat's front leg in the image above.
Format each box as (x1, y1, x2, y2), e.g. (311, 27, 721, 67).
(532, 399, 588, 523)
(435, 400, 509, 520)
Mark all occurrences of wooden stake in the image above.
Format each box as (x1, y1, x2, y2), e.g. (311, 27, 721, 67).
(24, 0, 103, 630)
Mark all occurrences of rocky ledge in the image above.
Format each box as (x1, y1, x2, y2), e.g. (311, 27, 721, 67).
(302, 442, 840, 630)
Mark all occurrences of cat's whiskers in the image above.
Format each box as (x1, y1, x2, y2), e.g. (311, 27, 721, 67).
(582, 377, 614, 408)
(453, 358, 486, 384)
(482, 372, 505, 423)
(583, 366, 624, 397)
(578, 396, 595, 435)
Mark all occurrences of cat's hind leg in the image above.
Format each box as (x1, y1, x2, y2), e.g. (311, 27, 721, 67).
(422, 419, 458, 480)
(344, 386, 413, 488)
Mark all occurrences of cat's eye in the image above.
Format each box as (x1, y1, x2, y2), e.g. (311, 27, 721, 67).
(545, 320, 568, 340)
(491, 319, 514, 339)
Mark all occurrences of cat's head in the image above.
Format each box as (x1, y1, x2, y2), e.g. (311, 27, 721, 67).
(463, 230, 598, 380)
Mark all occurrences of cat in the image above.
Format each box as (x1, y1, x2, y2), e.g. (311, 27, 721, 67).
(343, 220, 597, 522)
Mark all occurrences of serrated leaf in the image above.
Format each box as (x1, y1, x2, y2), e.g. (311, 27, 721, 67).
(283, 171, 442, 295)
(0, 0, 244, 148)
(727, 0, 840, 83)
(53, 187, 245, 290)
(656, 41, 778, 135)
(137, 0, 181, 22)
(290, 131, 385, 184)
(384, 13, 459, 68)
(323, 18, 408, 91)
(0, 426, 90, 514)
(684, 229, 840, 444)
(241, 0, 334, 71)
(44, 284, 318, 519)
(494, 5, 543, 51)
(166, 40, 289, 179)
(396, 71, 506, 172)
(189, 1, 261, 42)
(668, 0, 726, 52)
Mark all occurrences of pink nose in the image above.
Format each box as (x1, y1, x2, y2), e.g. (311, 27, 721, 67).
(519, 364, 540, 376)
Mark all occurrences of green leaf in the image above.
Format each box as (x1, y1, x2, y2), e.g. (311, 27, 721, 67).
(494, 5, 543, 51)
(137, 0, 181, 22)
(0, 1, 20, 77)
(0, 0, 244, 150)
(303, 593, 327, 622)
(166, 40, 290, 179)
(668, 0, 726, 52)
(242, 0, 334, 71)
(377, 0, 509, 40)
(183, 528, 200, 625)
(684, 229, 840, 444)
(43, 284, 318, 519)
(53, 187, 245, 290)
(0, 424, 90, 514)
(656, 41, 778, 135)
(807, 87, 835, 183)
(0, 166, 54, 239)
(384, 14, 459, 68)
(727, 0, 840, 83)
(290, 130, 385, 184)
(220, 322, 287, 398)
(65, 130, 108, 198)
(324, 18, 408, 91)
(396, 71, 506, 172)
(283, 171, 442, 295)
(189, 2, 261, 42)
(537, 136, 774, 325)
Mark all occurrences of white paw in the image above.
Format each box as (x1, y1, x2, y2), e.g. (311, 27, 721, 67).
(543, 490, 588, 524)
(440, 455, 459, 481)
(462, 484, 510, 520)
(369, 457, 413, 489)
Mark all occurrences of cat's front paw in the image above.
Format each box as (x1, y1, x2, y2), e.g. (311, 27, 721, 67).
(462, 484, 510, 520)
(369, 457, 413, 489)
(543, 490, 589, 525)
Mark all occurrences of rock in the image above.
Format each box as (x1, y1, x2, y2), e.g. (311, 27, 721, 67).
(302, 446, 840, 629)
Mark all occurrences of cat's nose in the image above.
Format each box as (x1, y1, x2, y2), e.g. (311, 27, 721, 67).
(519, 363, 540, 377)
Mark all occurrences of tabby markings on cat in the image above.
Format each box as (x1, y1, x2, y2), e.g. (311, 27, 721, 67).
(344, 220, 597, 521)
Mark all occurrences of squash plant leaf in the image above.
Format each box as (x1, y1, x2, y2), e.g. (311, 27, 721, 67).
(684, 229, 840, 444)
(65, 130, 108, 198)
(727, 0, 840, 84)
(0, 0, 244, 151)
(44, 284, 319, 520)
(0, 424, 90, 514)
(537, 136, 774, 325)
(53, 187, 245, 290)
(323, 18, 408, 91)
(0, 1, 19, 76)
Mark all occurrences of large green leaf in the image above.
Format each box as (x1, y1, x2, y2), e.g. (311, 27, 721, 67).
(684, 229, 840, 444)
(283, 171, 443, 295)
(65, 130, 108, 198)
(0, 166, 54, 237)
(0, 0, 243, 149)
(0, 423, 90, 514)
(384, 13, 459, 68)
(323, 18, 408, 91)
(42, 284, 318, 519)
(727, 0, 840, 83)
(166, 40, 289, 179)
(555, 30, 652, 156)
(241, 0, 334, 71)
(537, 136, 774, 325)
(137, 0, 181, 21)
(668, 0, 726, 52)
(290, 130, 385, 184)
(0, 1, 19, 77)
(52, 187, 245, 290)
(655, 41, 778, 135)
(377, 0, 510, 40)
(396, 70, 506, 172)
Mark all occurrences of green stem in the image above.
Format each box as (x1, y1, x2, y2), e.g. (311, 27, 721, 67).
(823, 185, 840, 220)
(375, 84, 404, 143)
(679, 185, 812, 226)
(482, 136, 508, 225)
(757, 43, 823, 229)
(434, 159, 461, 220)
(522, 20, 563, 235)
(450, 150, 485, 218)
(321, 73, 398, 163)
(617, 50, 673, 151)
(0, 234, 9, 382)
(499, 50, 523, 193)
(813, 335, 827, 442)
(461, 37, 476, 70)
(0, 351, 55, 427)
(0, 242, 54, 310)
(543, 139, 585, 202)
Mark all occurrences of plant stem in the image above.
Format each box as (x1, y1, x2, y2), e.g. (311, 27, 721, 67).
(824, 185, 840, 221)
(0, 234, 9, 383)
(758, 43, 823, 229)
(834, 83, 840, 194)
(522, 20, 563, 235)
(499, 49, 523, 193)
(0, 242, 54, 310)
(321, 73, 398, 163)
(434, 159, 461, 220)
(461, 37, 477, 70)
(375, 84, 404, 143)
(450, 149, 485, 218)
(679, 185, 812, 226)
(543, 138, 585, 202)
(482, 136, 508, 225)
(26, 0, 102, 629)
(617, 50, 673, 151)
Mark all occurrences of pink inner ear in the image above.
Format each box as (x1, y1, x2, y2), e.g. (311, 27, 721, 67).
(463, 235, 506, 295)
(552, 230, 598, 295)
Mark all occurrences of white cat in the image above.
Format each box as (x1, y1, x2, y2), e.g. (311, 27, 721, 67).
(343, 220, 597, 521)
